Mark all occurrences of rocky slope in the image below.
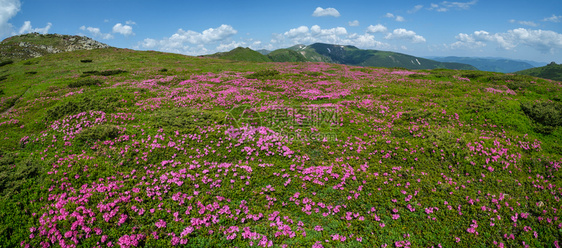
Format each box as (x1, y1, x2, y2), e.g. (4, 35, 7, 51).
(0, 33, 111, 61)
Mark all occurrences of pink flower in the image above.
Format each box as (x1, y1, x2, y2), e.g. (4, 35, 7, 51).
(155, 219, 167, 228)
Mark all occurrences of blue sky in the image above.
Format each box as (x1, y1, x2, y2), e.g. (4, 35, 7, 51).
(1, 0, 562, 63)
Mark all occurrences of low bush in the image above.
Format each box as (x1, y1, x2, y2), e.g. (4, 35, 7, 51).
(44, 96, 122, 121)
(76, 124, 120, 143)
(521, 101, 562, 133)
(0, 60, 13, 67)
(245, 69, 280, 79)
(0, 154, 43, 198)
(151, 108, 226, 133)
(80, 59, 93, 63)
(24, 71, 37, 75)
(82, 69, 127, 77)
(68, 78, 102, 88)
(507, 81, 531, 91)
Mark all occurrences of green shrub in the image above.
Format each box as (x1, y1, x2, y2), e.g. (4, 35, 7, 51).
(0, 89, 4, 95)
(68, 78, 102, 88)
(0, 155, 43, 198)
(76, 124, 120, 143)
(245, 69, 280, 80)
(82, 69, 127, 77)
(521, 101, 562, 133)
(44, 96, 121, 121)
(22, 61, 34, 65)
(0, 75, 8, 81)
(507, 81, 531, 91)
(151, 108, 226, 133)
(80, 59, 93, 63)
(0, 60, 13, 67)
(159, 68, 168, 72)
(24, 71, 37, 75)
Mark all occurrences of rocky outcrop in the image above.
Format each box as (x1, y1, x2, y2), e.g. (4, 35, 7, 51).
(0, 33, 111, 61)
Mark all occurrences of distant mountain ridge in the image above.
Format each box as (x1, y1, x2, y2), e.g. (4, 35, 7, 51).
(0, 33, 111, 61)
(206, 43, 477, 70)
(427, 56, 539, 73)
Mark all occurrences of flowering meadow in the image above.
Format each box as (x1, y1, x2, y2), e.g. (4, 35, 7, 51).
(0, 48, 561, 247)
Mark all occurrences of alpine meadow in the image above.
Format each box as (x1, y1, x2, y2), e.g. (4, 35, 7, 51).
(1, 0, 562, 246)
(0, 32, 561, 248)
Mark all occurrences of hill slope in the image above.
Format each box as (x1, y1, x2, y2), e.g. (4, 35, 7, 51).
(428, 56, 535, 73)
(203, 47, 272, 62)
(0, 33, 110, 61)
(515, 62, 562, 81)
(0, 35, 561, 247)
(287, 43, 477, 70)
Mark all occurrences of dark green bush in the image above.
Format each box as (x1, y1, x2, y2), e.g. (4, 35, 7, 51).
(151, 108, 226, 133)
(80, 59, 93, 63)
(22, 61, 33, 65)
(0, 60, 13, 67)
(0, 75, 8, 81)
(24, 71, 37, 75)
(0, 155, 43, 198)
(245, 69, 280, 79)
(521, 101, 562, 133)
(0, 89, 4, 95)
(82, 69, 127, 77)
(159, 68, 168, 72)
(68, 78, 102, 88)
(507, 81, 531, 91)
(45, 96, 121, 121)
(76, 124, 120, 143)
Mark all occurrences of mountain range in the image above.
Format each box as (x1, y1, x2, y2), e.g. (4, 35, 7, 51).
(1, 34, 560, 81)
(426, 56, 546, 73)
(206, 43, 477, 70)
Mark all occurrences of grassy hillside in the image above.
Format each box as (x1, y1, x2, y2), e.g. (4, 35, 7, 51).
(429, 56, 535, 73)
(1, 43, 562, 247)
(267, 49, 308, 62)
(515, 62, 562, 81)
(204, 47, 272, 62)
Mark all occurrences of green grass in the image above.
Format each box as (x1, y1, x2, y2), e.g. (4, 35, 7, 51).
(0, 45, 561, 247)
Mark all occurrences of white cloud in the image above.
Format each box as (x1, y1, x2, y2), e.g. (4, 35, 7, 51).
(216, 41, 245, 52)
(125, 20, 136, 25)
(451, 28, 562, 53)
(79, 25, 114, 39)
(543, 14, 561, 23)
(366, 24, 387, 33)
(18, 21, 52, 34)
(428, 0, 477, 12)
(0, 0, 21, 37)
(510, 19, 538, 27)
(270, 24, 391, 50)
(136, 24, 238, 55)
(113, 23, 134, 36)
(385, 28, 426, 43)
(385, 13, 405, 22)
(518, 21, 538, 27)
(408, 5, 423, 13)
(348, 20, 359, 26)
(312, 7, 340, 17)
